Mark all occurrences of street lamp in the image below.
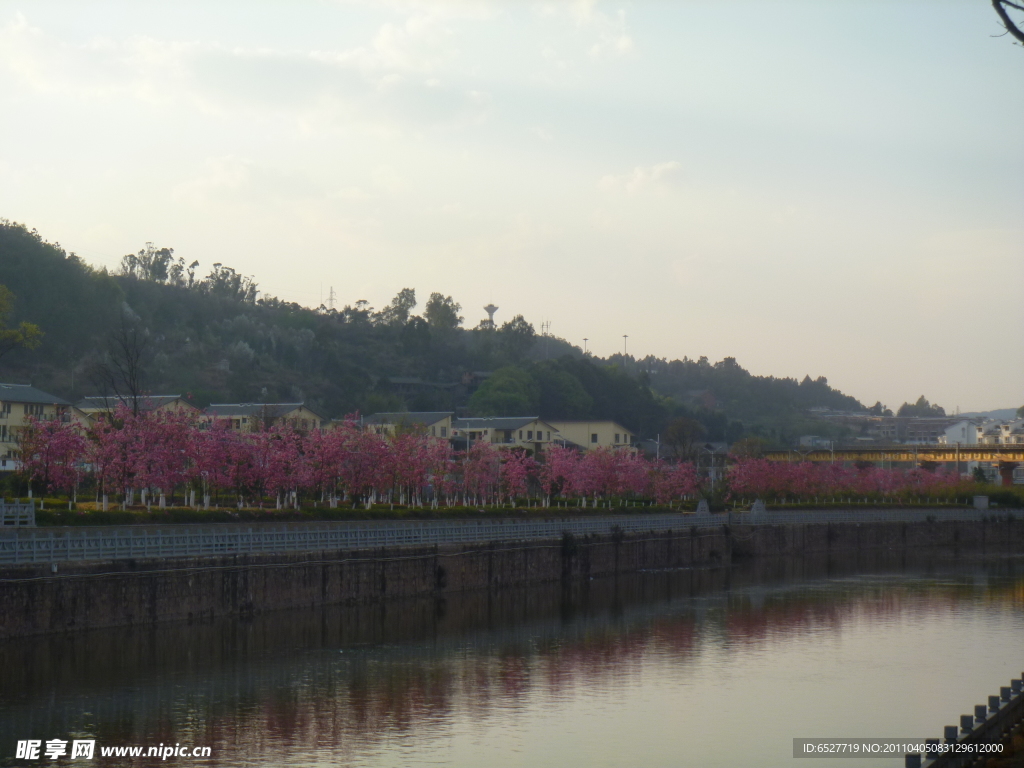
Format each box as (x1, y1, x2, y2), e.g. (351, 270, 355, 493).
(623, 334, 628, 355)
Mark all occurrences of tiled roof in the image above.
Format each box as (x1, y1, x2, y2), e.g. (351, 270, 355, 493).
(364, 411, 453, 426)
(453, 416, 545, 431)
(205, 402, 324, 420)
(0, 383, 70, 406)
(547, 420, 635, 433)
(77, 395, 191, 411)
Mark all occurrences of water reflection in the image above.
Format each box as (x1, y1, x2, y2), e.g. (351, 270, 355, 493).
(1, 552, 1022, 768)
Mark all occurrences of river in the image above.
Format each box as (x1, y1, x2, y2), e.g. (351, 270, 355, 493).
(2, 552, 1022, 767)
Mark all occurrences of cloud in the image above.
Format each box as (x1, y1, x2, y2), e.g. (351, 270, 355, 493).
(0, 11, 504, 138)
(317, 12, 457, 77)
(540, 0, 634, 58)
(598, 161, 682, 195)
(172, 156, 325, 207)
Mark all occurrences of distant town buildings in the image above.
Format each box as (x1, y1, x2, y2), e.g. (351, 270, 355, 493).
(802, 408, 1024, 448)
(0, 383, 72, 471)
(203, 402, 326, 433)
(546, 420, 636, 451)
(359, 412, 637, 454)
(75, 394, 198, 425)
(362, 411, 452, 439)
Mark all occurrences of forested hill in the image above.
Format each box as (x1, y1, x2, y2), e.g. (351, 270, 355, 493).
(0, 220, 868, 443)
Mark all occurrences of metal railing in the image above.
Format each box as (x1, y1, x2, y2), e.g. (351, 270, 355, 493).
(0, 501, 35, 528)
(908, 674, 1024, 768)
(0, 507, 1014, 566)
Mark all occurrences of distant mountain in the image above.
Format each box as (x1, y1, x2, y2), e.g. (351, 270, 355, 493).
(0, 219, 880, 445)
(957, 408, 1019, 421)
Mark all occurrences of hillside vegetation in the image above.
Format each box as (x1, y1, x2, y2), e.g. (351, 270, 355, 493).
(0, 220, 870, 444)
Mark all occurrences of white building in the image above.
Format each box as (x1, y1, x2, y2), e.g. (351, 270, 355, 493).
(938, 419, 982, 445)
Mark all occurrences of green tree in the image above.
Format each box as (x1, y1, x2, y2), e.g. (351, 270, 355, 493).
(533, 363, 593, 419)
(897, 395, 945, 418)
(730, 436, 768, 459)
(0, 285, 43, 361)
(867, 401, 893, 417)
(1017, 405, 1024, 419)
(663, 417, 707, 460)
(498, 315, 536, 362)
(119, 243, 176, 283)
(377, 288, 417, 326)
(424, 293, 463, 331)
(468, 367, 539, 416)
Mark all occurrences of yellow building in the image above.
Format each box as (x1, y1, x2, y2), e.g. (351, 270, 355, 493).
(547, 420, 636, 451)
(75, 394, 199, 424)
(203, 402, 326, 433)
(0, 383, 73, 471)
(451, 416, 559, 453)
(362, 412, 454, 439)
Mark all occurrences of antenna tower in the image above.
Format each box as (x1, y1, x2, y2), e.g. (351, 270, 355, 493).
(327, 286, 337, 311)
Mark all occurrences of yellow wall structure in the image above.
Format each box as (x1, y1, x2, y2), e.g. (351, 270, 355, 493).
(0, 384, 73, 470)
(203, 403, 326, 433)
(547, 421, 636, 451)
(362, 413, 454, 440)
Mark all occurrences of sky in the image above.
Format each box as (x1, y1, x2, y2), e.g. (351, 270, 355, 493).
(0, 0, 1021, 412)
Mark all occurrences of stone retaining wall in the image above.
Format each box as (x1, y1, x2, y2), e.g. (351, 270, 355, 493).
(1, 518, 1021, 639)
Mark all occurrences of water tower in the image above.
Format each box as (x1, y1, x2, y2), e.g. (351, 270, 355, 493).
(483, 304, 499, 329)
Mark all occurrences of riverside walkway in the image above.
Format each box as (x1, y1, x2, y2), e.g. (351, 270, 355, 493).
(0, 506, 1012, 566)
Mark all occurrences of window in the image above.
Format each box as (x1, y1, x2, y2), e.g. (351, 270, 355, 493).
(547, 431, 550, 440)
(24, 403, 45, 416)
(519, 430, 523, 439)
(591, 433, 598, 443)
(431, 426, 436, 436)
(527, 431, 533, 440)
(614, 433, 620, 443)
(440, 427, 447, 437)
(0, 403, 10, 417)
(242, 418, 248, 424)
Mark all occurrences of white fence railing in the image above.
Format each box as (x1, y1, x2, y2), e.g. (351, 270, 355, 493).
(0, 501, 35, 528)
(0, 507, 1013, 566)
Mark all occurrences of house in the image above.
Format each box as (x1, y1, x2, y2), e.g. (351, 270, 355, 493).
(76, 394, 199, 424)
(450, 416, 559, 452)
(973, 419, 1024, 446)
(362, 411, 453, 439)
(203, 403, 326, 433)
(547, 420, 636, 451)
(938, 419, 982, 446)
(0, 383, 73, 471)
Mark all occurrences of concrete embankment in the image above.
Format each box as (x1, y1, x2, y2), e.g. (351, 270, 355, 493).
(1, 515, 1022, 640)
